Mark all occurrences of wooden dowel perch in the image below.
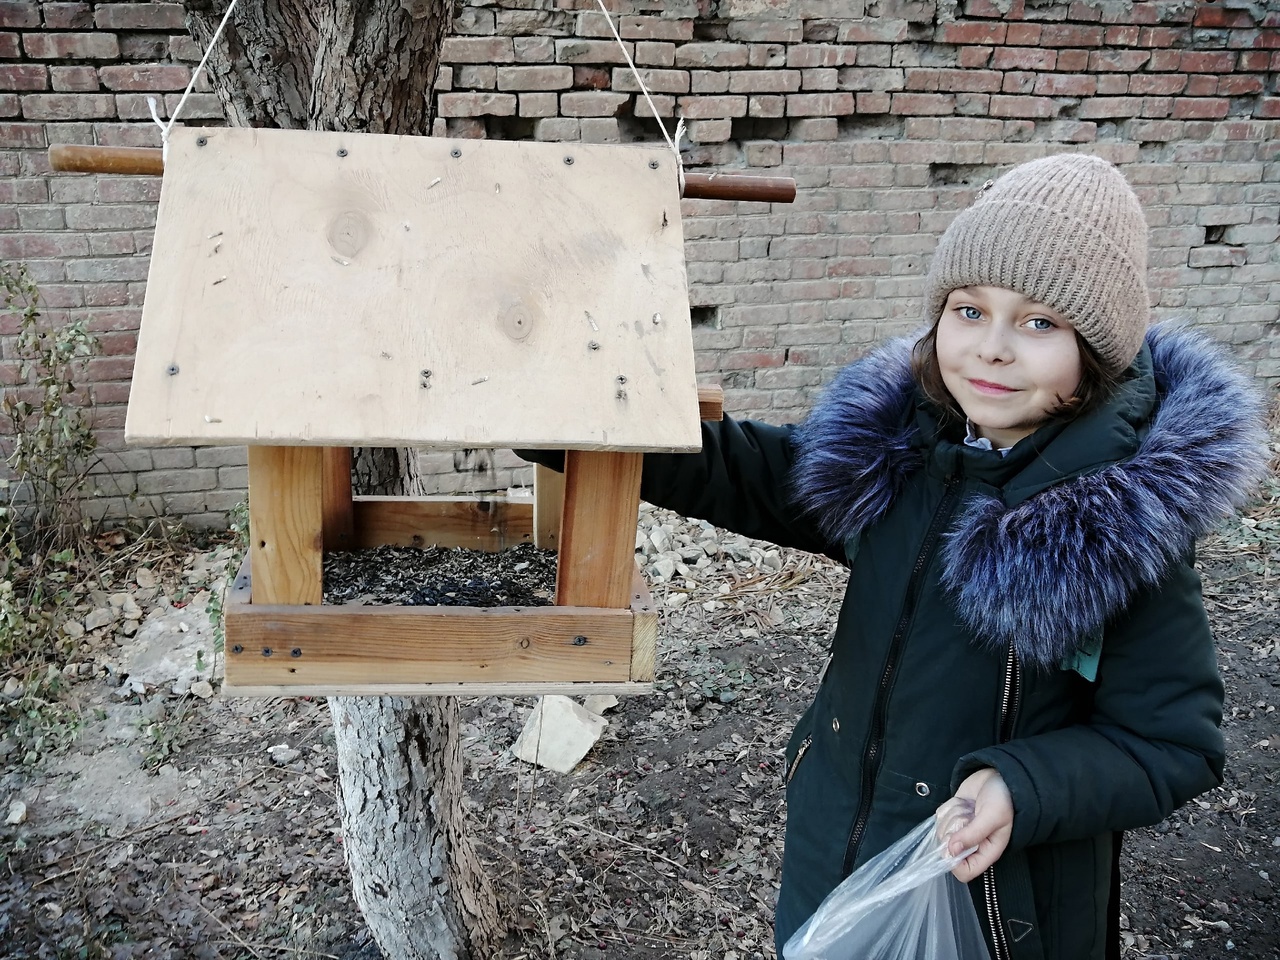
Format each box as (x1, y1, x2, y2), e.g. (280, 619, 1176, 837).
(48, 144, 796, 203)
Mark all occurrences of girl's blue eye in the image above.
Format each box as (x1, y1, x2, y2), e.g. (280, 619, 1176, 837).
(1027, 317, 1055, 331)
(960, 306, 981, 320)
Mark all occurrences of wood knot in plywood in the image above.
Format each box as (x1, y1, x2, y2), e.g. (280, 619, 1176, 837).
(327, 211, 372, 260)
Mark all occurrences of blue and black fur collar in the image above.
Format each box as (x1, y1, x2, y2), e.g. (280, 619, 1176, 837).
(792, 324, 1270, 667)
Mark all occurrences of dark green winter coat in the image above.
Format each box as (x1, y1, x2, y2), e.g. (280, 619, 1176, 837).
(627, 325, 1266, 960)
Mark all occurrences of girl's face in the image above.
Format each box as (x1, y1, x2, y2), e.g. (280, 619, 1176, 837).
(935, 285, 1083, 449)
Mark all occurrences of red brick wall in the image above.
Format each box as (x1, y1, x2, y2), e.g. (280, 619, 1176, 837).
(1, 0, 1277, 527)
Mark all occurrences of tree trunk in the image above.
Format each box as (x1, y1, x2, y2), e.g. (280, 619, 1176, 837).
(180, 2, 502, 956)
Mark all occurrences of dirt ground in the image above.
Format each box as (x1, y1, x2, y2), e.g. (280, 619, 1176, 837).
(2, 477, 1277, 959)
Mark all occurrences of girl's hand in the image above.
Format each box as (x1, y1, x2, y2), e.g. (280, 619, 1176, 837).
(940, 767, 1014, 883)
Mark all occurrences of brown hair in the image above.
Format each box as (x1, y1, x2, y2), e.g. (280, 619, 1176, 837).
(910, 320, 1123, 432)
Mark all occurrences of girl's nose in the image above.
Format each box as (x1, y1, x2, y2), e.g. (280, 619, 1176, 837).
(977, 324, 1013, 363)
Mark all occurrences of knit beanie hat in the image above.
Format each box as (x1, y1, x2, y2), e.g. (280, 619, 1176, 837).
(923, 153, 1150, 374)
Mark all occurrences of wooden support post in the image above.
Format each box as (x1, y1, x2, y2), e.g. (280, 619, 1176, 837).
(555, 451, 642, 609)
(533, 463, 565, 549)
(321, 447, 354, 551)
(247, 446, 325, 605)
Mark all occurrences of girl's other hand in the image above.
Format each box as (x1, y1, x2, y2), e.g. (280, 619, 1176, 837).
(943, 767, 1014, 883)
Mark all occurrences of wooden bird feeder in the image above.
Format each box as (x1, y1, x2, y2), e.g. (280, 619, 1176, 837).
(54, 127, 795, 697)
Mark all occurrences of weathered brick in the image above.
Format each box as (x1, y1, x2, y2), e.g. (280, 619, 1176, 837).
(801, 68, 837, 90)
(690, 70, 729, 93)
(790, 117, 837, 140)
(137, 469, 217, 495)
(1034, 73, 1097, 97)
(518, 91, 557, 117)
(991, 47, 1057, 70)
(0, 2, 38, 28)
(579, 117, 619, 143)
(437, 92, 517, 118)
(1002, 71, 1036, 95)
(22, 92, 115, 119)
(1128, 73, 1187, 96)
(675, 43, 750, 69)
(496, 65, 573, 91)
(957, 46, 992, 68)
(728, 69, 801, 93)
(687, 117, 731, 143)
(1005, 23, 1041, 45)
(747, 94, 785, 117)
(1217, 75, 1265, 96)
(678, 94, 748, 118)
(936, 21, 1006, 45)
(0, 32, 18, 58)
(837, 66, 904, 91)
(728, 21, 803, 44)
(1042, 24, 1105, 46)
(22, 32, 119, 59)
(787, 92, 854, 116)
(1088, 49, 1151, 71)
(560, 91, 630, 116)
(855, 91, 892, 113)
(905, 67, 1000, 93)
(98, 64, 190, 91)
(94, 3, 185, 30)
(891, 91, 954, 115)
(1180, 50, 1236, 72)
(838, 19, 909, 43)
(39, 2, 88, 28)
(633, 94, 675, 118)
(1095, 74, 1129, 96)
(635, 41, 675, 67)
(514, 36, 554, 63)
(611, 67, 689, 93)
(50, 65, 98, 91)
(0, 63, 44, 89)
(1255, 98, 1280, 119)
(1076, 96, 1144, 118)
(620, 16, 693, 41)
(64, 203, 156, 229)
(745, 140, 782, 166)
(786, 44, 857, 68)
(1171, 97, 1230, 119)
(1055, 49, 1089, 71)
(989, 95, 1059, 118)
(749, 43, 787, 68)
(1182, 75, 1216, 97)
(161, 92, 220, 119)
(442, 37, 515, 64)
(555, 38, 632, 65)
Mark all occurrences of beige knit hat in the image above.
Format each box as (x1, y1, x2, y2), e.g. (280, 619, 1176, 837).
(923, 153, 1150, 374)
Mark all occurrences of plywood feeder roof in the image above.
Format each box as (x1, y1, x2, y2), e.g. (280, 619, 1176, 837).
(126, 126, 702, 453)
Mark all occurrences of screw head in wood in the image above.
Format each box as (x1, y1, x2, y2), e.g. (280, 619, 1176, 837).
(196, 137, 208, 147)
(564, 156, 574, 165)
(451, 148, 462, 158)
(166, 363, 179, 376)
(572, 636, 588, 646)
(337, 148, 348, 158)
(231, 644, 243, 654)
(649, 160, 659, 169)
(290, 647, 302, 658)
(262, 647, 273, 657)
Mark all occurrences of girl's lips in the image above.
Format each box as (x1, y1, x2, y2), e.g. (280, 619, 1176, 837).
(969, 379, 1018, 395)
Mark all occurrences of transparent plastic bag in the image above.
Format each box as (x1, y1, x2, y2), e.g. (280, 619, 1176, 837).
(782, 806, 990, 960)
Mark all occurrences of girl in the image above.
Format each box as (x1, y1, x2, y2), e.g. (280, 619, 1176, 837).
(529, 153, 1268, 959)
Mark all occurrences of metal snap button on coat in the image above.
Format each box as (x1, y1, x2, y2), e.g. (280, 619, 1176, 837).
(831, 717, 840, 733)
(915, 782, 931, 797)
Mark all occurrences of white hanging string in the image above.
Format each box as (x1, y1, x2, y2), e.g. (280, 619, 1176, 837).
(148, 0, 241, 162)
(592, 0, 686, 194)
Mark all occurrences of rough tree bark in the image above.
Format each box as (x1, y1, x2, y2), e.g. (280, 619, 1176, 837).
(178, 2, 502, 956)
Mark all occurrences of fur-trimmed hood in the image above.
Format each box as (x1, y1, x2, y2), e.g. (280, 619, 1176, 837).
(792, 323, 1270, 667)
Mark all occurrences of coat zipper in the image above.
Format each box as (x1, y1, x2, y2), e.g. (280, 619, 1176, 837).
(786, 735, 812, 784)
(983, 641, 1022, 960)
(842, 476, 961, 876)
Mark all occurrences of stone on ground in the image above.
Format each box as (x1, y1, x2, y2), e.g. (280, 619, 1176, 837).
(512, 695, 607, 774)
